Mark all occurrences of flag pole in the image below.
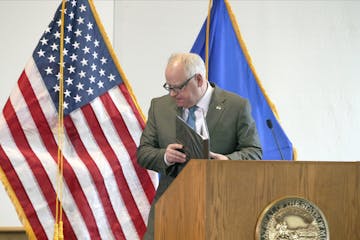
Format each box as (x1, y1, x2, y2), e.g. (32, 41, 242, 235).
(54, 0, 66, 239)
(205, 0, 213, 79)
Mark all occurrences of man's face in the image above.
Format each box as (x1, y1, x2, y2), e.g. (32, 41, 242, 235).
(165, 62, 202, 108)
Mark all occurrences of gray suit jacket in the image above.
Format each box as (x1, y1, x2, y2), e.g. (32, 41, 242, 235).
(137, 84, 262, 239)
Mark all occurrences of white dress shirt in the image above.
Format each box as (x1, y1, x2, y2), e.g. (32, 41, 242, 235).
(182, 82, 214, 136)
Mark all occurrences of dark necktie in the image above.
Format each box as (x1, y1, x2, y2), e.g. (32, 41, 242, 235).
(186, 106, 197, 130)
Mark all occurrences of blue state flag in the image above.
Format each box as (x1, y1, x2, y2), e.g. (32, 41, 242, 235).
(191, 0, 295, 160)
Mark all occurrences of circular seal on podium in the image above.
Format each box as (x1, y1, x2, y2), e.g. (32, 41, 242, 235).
(255, 196, 329, 240)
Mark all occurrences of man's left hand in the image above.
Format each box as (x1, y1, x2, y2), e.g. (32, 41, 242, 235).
(209, 152, 229, 160)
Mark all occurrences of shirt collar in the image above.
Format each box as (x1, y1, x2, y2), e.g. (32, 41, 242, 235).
(196, 82, 214, 115)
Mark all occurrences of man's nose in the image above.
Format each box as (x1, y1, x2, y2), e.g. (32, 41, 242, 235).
(169, 89, 178, 97)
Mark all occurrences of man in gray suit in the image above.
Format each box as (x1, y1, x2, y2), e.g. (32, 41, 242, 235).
(137, 53, 262, 239)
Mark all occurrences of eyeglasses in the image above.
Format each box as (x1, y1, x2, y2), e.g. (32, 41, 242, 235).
(163, 74, 196, 93)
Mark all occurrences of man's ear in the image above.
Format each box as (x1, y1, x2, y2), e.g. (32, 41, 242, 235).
(196, 74, 204, 87)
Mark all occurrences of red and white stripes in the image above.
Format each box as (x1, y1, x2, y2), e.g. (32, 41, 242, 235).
(0, 58, 157, 239)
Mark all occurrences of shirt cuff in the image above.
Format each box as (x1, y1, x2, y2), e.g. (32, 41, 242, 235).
(164, 153, 175, 166)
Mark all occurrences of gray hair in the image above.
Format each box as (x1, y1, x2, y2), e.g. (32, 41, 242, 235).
(167, 53, 207, 79)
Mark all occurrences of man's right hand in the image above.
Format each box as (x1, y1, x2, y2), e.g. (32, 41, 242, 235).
(165, 143, 186, 164)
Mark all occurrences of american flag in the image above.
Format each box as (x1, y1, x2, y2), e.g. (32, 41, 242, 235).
(0, 0, 156, 239)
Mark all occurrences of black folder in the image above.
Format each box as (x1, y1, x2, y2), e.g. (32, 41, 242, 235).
(175, 115, 209, 161)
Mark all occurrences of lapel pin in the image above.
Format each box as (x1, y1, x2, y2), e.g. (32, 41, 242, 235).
(216, 106, 222, 110)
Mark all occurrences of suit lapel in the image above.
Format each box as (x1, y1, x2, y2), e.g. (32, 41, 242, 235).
(176, 106, 182, 117)
(206, 86, 226, 134)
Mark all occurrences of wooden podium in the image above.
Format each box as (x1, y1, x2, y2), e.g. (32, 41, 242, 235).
(154, 160, 360, 239)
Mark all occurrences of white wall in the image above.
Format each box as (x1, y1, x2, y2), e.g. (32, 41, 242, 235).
(1, 0, 359, 227)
